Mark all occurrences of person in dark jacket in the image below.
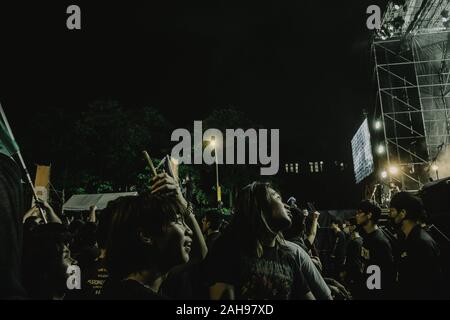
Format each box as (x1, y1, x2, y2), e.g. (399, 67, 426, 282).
(201, 209, 223, 250)
(0, 153, 26, 299)
(389, 192, 443, 300)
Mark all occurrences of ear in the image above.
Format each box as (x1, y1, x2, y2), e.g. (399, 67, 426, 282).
(138, 231, 154, 246)
(399, 209, 407, 220)
(367, 212, 373, 220)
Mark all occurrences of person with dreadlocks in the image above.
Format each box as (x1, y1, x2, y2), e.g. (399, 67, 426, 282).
(205, 182, 331, 300)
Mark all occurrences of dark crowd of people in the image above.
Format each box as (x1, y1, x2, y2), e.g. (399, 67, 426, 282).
(0, 152, 448, 300)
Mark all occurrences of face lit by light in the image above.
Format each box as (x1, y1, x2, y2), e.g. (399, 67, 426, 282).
(388, 207, 404, 225)
(268, 188, 292, 231)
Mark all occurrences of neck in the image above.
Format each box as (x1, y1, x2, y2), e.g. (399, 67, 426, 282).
(262, 236, 277, 248)
(352, 232, 360, 240)
(126, 269, 167, 293)
(363, 223, 378, 234)
(99, 248, 107, 259)
(401, 220, 417, 239)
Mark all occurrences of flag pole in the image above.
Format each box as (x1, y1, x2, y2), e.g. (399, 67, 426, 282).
(0, 103, 48, 223)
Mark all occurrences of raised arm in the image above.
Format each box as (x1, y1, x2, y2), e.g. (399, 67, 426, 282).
(88, 205, 97, 223)
(307, 211, 320, 245)
(22, 206, 40, 223)
(151, 173, 208, 260)
(39, 201, 62, 224)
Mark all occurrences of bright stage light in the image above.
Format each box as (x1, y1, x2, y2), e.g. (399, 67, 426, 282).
(389, 166, 399, 175)
(377, 144, 385, 154)
(393, 0, 405, 10)
(381, 171, 388, 179)
(442, 10, 450, 25)
(374, 120, 382, 130)
(432, 164, 439, 171)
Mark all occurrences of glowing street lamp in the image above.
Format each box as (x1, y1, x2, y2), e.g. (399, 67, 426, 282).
(209, 138, 221, 204)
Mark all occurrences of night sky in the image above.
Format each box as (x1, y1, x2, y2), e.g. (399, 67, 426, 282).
(0, 1, 389, 163)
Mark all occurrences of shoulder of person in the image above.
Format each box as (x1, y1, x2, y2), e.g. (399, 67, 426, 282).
(412, 231, 440, 256)
(283, 239, 303, 252)
(375, 229, 392, 247)
(203, 232, 239, 268)
(349, 238, 362, 248)
(417, 228, 436, 244)
(282, 240, 311, 261)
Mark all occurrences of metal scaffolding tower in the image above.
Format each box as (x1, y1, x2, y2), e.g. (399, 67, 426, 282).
(373, 0, 450, 190)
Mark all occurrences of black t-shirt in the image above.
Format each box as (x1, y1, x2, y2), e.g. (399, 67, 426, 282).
(286, 235, 310, 254)
(102, 279, 168, 300)
(75, 245, 101, 267)
(332, 231, 346, 265)
(397, 225, 443, 300)
(360, 228, 396, 300)
(205, 231, 221, 250)
(205, 235, 310, 300)
(161, 261, 209, 300)
(66, 256, 109, 300)
(379, 227, 403, 271)
(344, 236, 364, 283)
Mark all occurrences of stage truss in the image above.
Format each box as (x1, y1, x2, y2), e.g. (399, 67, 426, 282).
(373, 0, 450, 190)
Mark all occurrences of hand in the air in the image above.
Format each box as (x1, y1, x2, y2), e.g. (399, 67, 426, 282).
(151, 173, 188, 210)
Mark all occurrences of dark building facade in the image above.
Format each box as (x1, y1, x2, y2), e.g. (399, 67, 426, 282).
(277, 159, 362, 210)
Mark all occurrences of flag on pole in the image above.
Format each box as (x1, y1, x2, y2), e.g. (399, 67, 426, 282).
(0, 117, 19, 157)
(0, 103, 48, 223)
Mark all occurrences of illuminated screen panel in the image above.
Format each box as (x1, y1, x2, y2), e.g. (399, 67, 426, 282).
(351, 119, 375, 184)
